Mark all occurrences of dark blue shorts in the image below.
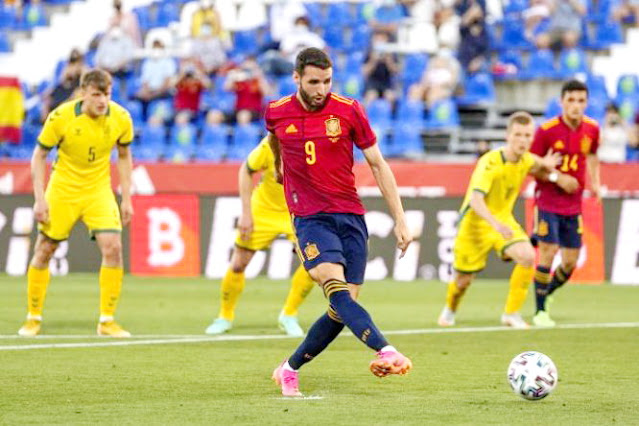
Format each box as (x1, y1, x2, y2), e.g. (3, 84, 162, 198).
(293, 213, 368, 285)
(532, 209, 582, 248)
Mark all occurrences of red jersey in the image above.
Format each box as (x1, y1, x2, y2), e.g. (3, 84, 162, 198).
(530, 115, 600, 215)
(264, 93, 377, 217)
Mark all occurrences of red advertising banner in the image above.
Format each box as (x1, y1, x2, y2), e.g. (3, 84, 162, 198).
(525, 197, 605, 284)
(130, 194, 200, 276)
(1, 162, 638, 196)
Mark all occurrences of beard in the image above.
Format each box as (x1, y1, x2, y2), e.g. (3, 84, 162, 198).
(299, 85, 327, 111)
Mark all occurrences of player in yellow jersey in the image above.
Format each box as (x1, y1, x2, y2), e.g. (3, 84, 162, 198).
(437, 111, 579, 328)
(205, 137, 315, 336)
(18, 69, 134, 337)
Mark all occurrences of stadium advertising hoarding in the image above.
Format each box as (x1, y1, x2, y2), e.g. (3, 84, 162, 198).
(1, 195, 637, 284)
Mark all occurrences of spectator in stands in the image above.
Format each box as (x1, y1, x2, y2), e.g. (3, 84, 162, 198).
(629, 111, 639, 160)
(599, 103, 632, 163)
(40, 48, 88, 123)
(363, 31, 399, 105)
(434, 0, 461, 51)
(261, 15, 326, 76)
(205, 108, 226, 127)
(174, 61, 211, 117)
(533, 0, 586, 49)
(613, 0, 639, 26)
(191, 0, 225, 39)
(95, 26, 136, 79)
(476, 139, 490, 157)
(135, 39, 177, 120)
(187, 22, 228, 75)
(267, 0, 307, 46)
(225, 56, 270, 121)
(458, 0, 489, 74)
(413, 48, 461, 107)
(109, 0, 142, 48)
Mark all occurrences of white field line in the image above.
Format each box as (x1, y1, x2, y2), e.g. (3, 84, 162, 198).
(0, 322, 638, 351)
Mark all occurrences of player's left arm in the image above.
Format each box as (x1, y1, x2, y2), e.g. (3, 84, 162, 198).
(587, 153, 602, 201)
(362, 144, 412, 257)
(528, 153, 579, 194)
(116, 144, 133, 226)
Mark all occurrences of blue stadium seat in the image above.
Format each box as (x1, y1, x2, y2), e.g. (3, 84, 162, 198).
(591, 20, 623, 49)
(617, 97, 637, 123)
(164, 145, 195, 163)
(137, 124, 166, 160)
(457, 73, 496, 106)
(277, 75, 297, 97)
(592, 0, 622, 22)
(148, 99, 174, 121)
(587, 74, 609, 101)
(133, 6, 150, 31)
(520, 49, 558, 80)
(343, 51, 365, 75)
(394, 98, 425, 128)
(198, 124, 229, 161)
(339, 72, 364, 99)
(304, 3, 326, 29)
(503, 0, 528, 15)
(326, 2, 353, 27)
(425, 99, 460, 130)
(227, 124, 260, 160)
(0, 30, 9, 52)
(366, 98, 392, 129)
(400, 53, 428, 89)
(323, 26, 346, 51)
(389, 123, 424, 158)
(0, 5, 16, 29)
(559, 47, 588, 78)
(616, 74, 639, 99)
(169, 122, 197, 146)
(123, 100, 143, 128)
(157, 2, 179, 26)
(585, 96, 606, 122)
(233, 30, 258, 56)
(23, 4, 47, 28)
(494, 50, 523, 80)
(544, 97, 561, 119)
(500, 17, 533, 50)
(350, 24, 371, 52)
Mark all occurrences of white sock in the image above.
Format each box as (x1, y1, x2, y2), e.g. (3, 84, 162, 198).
(380, 345, 398, 353)
(99, 315, 114, 323)
(283, 361, 297, 372)
(27, 314, 42, 321)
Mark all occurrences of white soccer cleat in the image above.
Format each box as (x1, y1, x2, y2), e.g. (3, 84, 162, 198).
(205, 318, 232, 335)
(278, 313, 304, 337)
(437, 306, 456, 327)
(501, 313, 530, 329)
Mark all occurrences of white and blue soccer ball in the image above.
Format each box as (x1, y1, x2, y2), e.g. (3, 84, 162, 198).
(507, 351, 558, 400)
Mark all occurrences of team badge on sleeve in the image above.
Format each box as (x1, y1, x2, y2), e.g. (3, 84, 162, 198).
(325, 117, 342, 138)
(304, 243, 320, 261)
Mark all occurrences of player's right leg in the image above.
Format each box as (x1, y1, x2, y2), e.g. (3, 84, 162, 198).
(438, 272, 474, 327)
(279, 265, 315, 337)
(205, 246, 254, 335)
(501, 240, 536, 329)
(18, 233, 59, 337)
(532, 209, 562, 326)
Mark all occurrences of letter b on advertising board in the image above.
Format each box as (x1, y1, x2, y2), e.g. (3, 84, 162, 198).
(130, 195, 200, 276)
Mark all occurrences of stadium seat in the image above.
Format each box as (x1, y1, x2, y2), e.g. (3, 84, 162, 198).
(133, 6, 150, 31)
(494, 50, 523, 80)
(169, 122, 197, 147)
(587, 75, 609, 101)
(591, 0, 622, 22)
(124, 100, 143, 128)
(323, 26, 346, 51)
(544, 97, 561, 119)
(559, 48, 588, 78)
(227, 123, 261, 161)
(0, 5, 16, 30)
(585, 95, 606, 122)
(277, 75, 297, 97)
(617, 97, 637, 123)
(0, 30, 9, 52)
(343, 51, 365, 75)
(425, 98, 460, 130)
(389, 123, 424, 158)
(148, 99, 174, 122)
(198, 124, 229, 161)
(326, 2, 353, 27)
(457, 73, 496, 106)
(400, 53, 428, 89)
(520, 49, 558, 80)
(339, 72, 364, 99)
(233, 30, 258, 56)
(157, 2, 180, 26)
(350, 24, 371, 53)
(394, 98, 425, 128)
(304, 2, 326, 29)
(23, 4, 47, 28)
(616, 74, 639, 99)
(590, 20, 623, 49)
(500, 17, 533, 50)
(137, 124, 166, 161)
(164, 145, 195, 163)
(366, 99, 392, 129)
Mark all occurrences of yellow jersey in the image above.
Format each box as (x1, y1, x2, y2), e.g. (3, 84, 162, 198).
(459, 149, 535, 222)
(38, 99, 133, 199)
(246, 137, 288, 213)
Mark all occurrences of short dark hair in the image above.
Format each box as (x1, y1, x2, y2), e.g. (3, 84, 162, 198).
(561, 79, 588, 98)
(507, 111, 534, 131)
(295, 47, 332, 76)
(80, 69, 112, 93)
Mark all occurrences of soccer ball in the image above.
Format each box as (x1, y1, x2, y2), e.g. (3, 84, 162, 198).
(507, 351, 558, 400)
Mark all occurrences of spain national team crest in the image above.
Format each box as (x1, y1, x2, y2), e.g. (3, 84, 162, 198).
(580, 135, 592, 154)
(325, 117, 341, 138)
(537, 220, 549, 237)
(304, 243, 320, 261)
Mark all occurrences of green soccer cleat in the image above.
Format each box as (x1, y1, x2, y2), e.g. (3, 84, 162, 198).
(278, 313, 304, 337)
(205, 318, 232, 335)
(544, 295, 554, 314)
(533, 310, 556, 328)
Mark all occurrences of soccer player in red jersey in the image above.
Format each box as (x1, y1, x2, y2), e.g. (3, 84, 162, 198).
(266, 48, 412, 397)
(530, 79, 601, 327)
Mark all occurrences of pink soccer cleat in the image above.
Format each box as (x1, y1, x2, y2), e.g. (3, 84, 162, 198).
(272, 361, 303, 397)
(370, 350, 413, 378)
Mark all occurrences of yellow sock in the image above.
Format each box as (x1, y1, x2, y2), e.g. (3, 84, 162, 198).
(99, 266, 124, 318)
(219, 269, 245, 321)
(445, 280, 467, 312)
(282, 265, 315, 316)
(27, 265, 50, 318)
(504, 264, 534, 314)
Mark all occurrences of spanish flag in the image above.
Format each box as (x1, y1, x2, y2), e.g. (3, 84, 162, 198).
(0, 76, 24, 143)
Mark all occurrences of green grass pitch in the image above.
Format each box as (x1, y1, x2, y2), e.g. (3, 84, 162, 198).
(1, 274, 638, 425)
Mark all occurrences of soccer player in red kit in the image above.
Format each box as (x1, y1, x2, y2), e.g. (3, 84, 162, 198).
(267, 48, 413, 397)
(531, 79, 601, 327)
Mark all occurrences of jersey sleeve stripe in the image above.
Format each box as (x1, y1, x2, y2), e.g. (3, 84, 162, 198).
(270, 96, 292, 108)
(117, 139, 133, 146)
(540, 118, 560, 131)
(37, 141, 54, 150)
